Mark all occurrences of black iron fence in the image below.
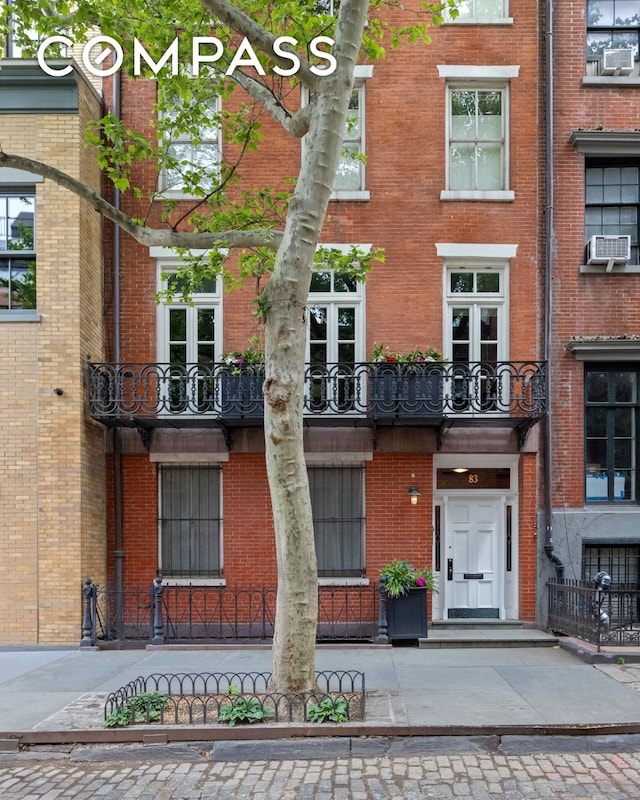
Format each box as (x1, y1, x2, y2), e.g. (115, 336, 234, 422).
(548, 579, 640, 649)
(87, 360, 546, 422)
(104, 669, 366, 725)
(81, 578, 383, 647)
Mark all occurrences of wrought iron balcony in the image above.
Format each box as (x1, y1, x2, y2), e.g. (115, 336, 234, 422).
(87, 360, 546, 429)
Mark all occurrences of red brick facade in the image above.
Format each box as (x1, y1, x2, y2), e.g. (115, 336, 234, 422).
(545, 1, 640, 585)
(100, 1, 545, 628)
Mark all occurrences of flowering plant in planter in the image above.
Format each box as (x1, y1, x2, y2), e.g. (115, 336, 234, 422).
(370, 343, 444, 364)
(379, 559, 438, 598)
(221, 337, 265, 375)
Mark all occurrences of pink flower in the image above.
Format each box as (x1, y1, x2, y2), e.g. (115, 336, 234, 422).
(415, 576, 426, 587)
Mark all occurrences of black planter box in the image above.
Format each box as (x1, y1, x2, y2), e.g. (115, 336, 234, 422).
(369, 364, 443, 419)
(220, 369, 264, 418)
(386, 586, 428, 641)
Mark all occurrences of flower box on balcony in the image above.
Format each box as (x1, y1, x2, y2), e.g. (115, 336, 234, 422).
(369, 362, 444, 419)
(220, 368, 264, 418)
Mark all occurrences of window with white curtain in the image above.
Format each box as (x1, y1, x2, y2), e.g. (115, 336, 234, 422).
(447, 86, 506, 192)
(446, 0, 509, 22)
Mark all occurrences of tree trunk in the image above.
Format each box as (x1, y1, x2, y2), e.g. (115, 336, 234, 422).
(263, 0, 369, 694)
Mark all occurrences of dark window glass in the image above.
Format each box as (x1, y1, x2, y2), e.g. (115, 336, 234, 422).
(585, 365, 639, 502)
(308, 466, 365, 577)
(585, 160, 640, 264)
(159, 466, 222, 577)
(0, 192, 36, 310)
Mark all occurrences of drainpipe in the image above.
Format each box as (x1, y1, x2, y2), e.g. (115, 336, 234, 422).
(543, 0, 564, 579)
(112, 72, 125, 617)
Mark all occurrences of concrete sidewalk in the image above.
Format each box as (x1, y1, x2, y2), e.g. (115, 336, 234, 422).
(1, 643, 640, 744)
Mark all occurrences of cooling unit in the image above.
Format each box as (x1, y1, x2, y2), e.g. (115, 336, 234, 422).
(601, 48, 635, 76)
(586, 235, 631, 265)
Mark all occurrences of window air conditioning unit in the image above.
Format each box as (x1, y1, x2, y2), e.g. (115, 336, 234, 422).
(587, 234, 631, 265)
(601, 48, 635, 76)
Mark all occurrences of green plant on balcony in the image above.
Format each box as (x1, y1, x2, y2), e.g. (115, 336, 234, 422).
(370, 343, 444, 365)
(369, 345, 445, 417)
(221, 336, 265, 375)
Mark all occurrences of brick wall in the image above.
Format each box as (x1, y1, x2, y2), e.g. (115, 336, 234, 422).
(551, 1, 640, 509)
(107, 2, 543, 625)
(0, 73, 105, 644)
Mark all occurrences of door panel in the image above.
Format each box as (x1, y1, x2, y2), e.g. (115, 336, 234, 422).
(447, 498, 503, 618)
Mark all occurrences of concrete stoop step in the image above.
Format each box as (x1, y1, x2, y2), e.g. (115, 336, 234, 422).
(419, 621, 559, 649)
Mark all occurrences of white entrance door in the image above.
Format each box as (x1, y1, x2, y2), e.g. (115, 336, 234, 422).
(445, 497, 504, 619)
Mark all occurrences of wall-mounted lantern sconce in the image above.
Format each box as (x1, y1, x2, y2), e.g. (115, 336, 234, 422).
(408, 485, 421, 505)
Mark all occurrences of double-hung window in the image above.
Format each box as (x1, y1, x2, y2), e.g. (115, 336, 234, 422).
(586, 0, 640, 76)
(445, 0, 511, 22)
(448, 86, 505, 192)
(439, 66, 518, 201)
(302, 66, 372, 200)
(308, 465, 365, 578)
(159, 465, 222, 578)
(334, 84, 366, 194)
(0, 191, 36, 311)
(585, 365, 639, 503)
(158, 87, 222, 196)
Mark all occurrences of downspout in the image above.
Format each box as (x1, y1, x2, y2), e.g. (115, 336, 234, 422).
(543, 0, 564, 578)
(112, 72, 125, 615)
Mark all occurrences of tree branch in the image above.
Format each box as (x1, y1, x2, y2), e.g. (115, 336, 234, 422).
(199, 0, 321, 91)
(0, 149, 283, 250)
(230, 70, 313, 137)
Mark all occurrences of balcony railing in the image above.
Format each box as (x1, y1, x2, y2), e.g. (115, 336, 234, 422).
(87, 360, 546, 424)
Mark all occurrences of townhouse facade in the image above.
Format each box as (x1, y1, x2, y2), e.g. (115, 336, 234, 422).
(1, 0, 552, 644)
(544, 0, 640, 592)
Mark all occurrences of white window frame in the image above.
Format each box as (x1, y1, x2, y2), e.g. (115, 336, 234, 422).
(444, 256, 508, 415)
(438, 243, 515, 365)
(153, 248, 222, 364)
(0, 189, 36, 314)
(444, 0, 513, 24)
(438, 66, 518, 202)
(307, 244, 367, 364)
(157, 90, 222, 198)
(302, 65, 373, 202)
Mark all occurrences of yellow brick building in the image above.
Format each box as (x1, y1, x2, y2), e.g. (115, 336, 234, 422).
(0, 61, 105, 643)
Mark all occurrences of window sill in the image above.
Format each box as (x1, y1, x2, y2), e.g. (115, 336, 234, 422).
(0, 310, 41, 322)
(582, 77, 640, 87)
(318, 577, 370, 587)
(156, 190, 214, 200)
(580, 263, 640, 274)
(440, 190, 514, 202)
(444, 18, 514, 25)
(583, 504, 640, 511)
(330, 190, 370, 202)
(160, 578, 225, 586)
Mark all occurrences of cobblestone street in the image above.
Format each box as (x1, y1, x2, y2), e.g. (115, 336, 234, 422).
(2, 749, 640, 799)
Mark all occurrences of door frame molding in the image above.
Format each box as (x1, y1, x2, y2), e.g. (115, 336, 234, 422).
(432, 454, 520, 621)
